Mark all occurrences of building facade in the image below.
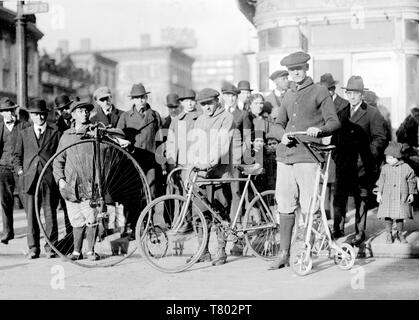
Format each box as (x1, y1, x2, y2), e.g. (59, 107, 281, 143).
(0, 4, 43, 104)
(238, 0, 419, 128)
(101, 46, 194, 116)
(192, 54, 250, 92)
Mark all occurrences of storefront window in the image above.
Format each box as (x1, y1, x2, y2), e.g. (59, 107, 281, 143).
(406, 55, 419, 109)
(405, 20, 419, 42)
(258, 26, 300, 51)
(259, 61, 269, 92)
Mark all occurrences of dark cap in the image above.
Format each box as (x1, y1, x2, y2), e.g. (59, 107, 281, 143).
(319, 73, 338, 89)
(178, 89, 196, 101)
(221, 83, 239, 95)
(280, 51, 311, 69)
(270, 70, 289, 81)
(196, 88, 220, 103)
(166, 93, 179, 108)
(27, 98, 49, 113)
(237, 80, 253, 92)
(69, 100, 94, 113)
(54, 95, 72, 110)
(384, 141, 403, 159)
(0, 97, 18, 111)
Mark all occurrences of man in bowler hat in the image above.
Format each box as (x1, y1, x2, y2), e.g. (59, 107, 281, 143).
(13, 98, 61, 259)
(269, 51, 340, 270)
(117, 83, 162, 233)
(91, 87, 124, 128)
(0, 98, 29, 244)
(237, 80, 253, 111)
(333, 76, 388, 245)
(265, 70, 289, 120)
(54, 95, 73, 133)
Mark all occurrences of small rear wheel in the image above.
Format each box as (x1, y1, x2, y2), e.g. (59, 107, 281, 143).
(290, 246, 313, 276)
(136, 194, 208, 273)
(242, 190, 280, 260)
(334, 243, 356, 270)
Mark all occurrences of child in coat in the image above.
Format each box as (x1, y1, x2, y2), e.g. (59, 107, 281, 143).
(376, 141, 418, 244)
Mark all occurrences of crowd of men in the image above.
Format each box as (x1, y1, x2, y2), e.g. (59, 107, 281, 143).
(1, 49, 416, 268)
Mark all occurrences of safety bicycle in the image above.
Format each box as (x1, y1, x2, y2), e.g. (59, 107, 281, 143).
(287, 131, 356, 276)
(35, 122, 152, 267)
(136, 164, 280, 273)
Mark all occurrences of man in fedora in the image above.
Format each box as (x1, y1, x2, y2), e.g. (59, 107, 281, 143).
(319, 73, 348, 113)
(13, 98, 61, 259)
(332, 76, 388, 245)
(237, 80, 253, 111)
(117, 83, 162, 233)
(0, 98, 29, 244)
(54, 94, 73, 133)
(265, 70, 289, 121)
(269, 51, 340, 270)
(91, 86, 124, 128)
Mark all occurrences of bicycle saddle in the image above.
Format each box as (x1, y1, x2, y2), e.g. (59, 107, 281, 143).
(307, 142, 336, 152)
(236, 164, 265, 176)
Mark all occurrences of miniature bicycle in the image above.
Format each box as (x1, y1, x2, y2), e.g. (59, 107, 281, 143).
(136, 164, 279, 273)
(35, 122, 152, 268)
(287, 131, 356, 276)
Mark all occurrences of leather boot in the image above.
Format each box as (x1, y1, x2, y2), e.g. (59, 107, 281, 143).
(384, 219, 393, 244)
(186, 224, 211, 263)
(212, 247, 227, 266)
(268, 249, 290, 270)
(396, 220, 408, 244)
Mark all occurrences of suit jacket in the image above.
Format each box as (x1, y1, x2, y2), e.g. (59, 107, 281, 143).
(13, 124, 61, 194)
(0, 119, 30, 163)
(55, 115, 72, 133)
(334, 94, 349, 114)
(90, 105, 124, 128)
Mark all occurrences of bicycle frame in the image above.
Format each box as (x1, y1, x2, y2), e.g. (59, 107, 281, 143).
(170, 170, 277, 236)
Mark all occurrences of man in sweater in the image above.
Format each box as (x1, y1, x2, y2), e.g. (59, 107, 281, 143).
(268, 51, 341, 270)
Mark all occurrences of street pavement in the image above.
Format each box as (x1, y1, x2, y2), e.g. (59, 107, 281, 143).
(1, 209, 419, 300)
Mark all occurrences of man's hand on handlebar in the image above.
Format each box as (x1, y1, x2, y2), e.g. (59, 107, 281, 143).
(306, 127, 322, 137)
(281, 133, 293, 146)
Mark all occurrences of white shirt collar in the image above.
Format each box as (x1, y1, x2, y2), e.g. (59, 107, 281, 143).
(350, 101, 362, 114)
(332, 93, 337, 101)
(34, 123, 47, 134)
(4, 122, 14, 132)
(237, 99, 244, 110)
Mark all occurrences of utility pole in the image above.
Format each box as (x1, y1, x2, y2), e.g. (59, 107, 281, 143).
(15, 1, 27, 109)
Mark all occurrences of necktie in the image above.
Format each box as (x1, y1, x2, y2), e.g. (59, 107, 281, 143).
(350, 106, 356, 117)
(37, 128, 42, 140)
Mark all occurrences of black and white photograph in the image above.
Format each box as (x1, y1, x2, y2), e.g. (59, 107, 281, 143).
(0, 0, 419, 306)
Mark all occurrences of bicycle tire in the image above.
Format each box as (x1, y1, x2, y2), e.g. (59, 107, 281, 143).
(34, 139, 151, 268)
(242, 190, 280, 261)
(136, 194, 208, 273)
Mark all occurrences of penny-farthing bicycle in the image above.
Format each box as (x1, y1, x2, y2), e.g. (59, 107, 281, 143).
(35, 122, 151, 267)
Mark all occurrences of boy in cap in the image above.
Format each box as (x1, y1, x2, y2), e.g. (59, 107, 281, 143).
(13, 98, 61, 259)
(0, 98, 29, 244)
(269, 51, 340, 270)
(265, 70, 289, 120)
(91, 87, 124, 128)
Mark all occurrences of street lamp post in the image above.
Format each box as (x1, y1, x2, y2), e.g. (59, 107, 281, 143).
(15, 1, 27, 109)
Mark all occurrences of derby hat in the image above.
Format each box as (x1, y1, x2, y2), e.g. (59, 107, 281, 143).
(178, 89, 196, 101)
(342, 75, 368, 92)
(319, 73, 338, 89)
(54, 95, 73, 110)
(280, 51, 311, 69)
(237, 80, 253, 92)
(27, 98, 49, 113)
(166, 93, 179, 108)
(196, 88, 220, 103)
(0, 97, 19, 111)
(221, 83, 239, 95)
(128, 83, 150, 97)
(270, 70, 289, 81)
(94, 86, 112, 100)
(69, 100, 94, 113)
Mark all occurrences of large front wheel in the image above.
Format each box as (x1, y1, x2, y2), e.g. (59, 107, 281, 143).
(35, 139, 151, 268)
(136, 194, 208, 273)
(242, 190, 280, 260)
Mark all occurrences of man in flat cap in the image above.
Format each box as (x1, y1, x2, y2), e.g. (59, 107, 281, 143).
(187, 88, 240, 266)
(91, 87, 124, 128)
(13, 98, 61, 259)
(265, 70, 289, 121)
(0, 98, 29, 244)
(117, 83, 162, 234)
(332, 76, 388, 245)
(268, 51, 341, 270)
(237, 80, 253, 111)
